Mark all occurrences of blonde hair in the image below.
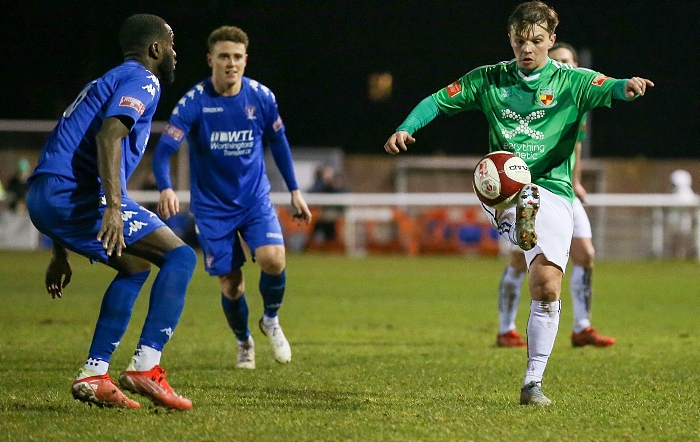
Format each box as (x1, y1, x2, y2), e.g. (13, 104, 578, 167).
(508, 1, 559, 37)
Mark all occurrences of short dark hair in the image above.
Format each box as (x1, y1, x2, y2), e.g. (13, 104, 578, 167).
(119, 14, 169, 56)
(508, 1, 559, 37)
(550, 42, 578, 64)
(207, 26, 249, 52)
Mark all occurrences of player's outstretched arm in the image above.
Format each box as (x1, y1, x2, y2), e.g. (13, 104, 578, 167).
(625, 77, 654, 99)
(384, 131, 415, 155)
(384, 95, 440, 154)
(157, 188, 180, 220)
(45, 243, 72, 299)
(95, 117, 130, 257)
(290, 189, 312, 225)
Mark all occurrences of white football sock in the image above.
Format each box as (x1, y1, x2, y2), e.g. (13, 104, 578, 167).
(262, 315, 279, 327)
(498, 265, 526, 334)
(496, 208, 519, 246)
(81, 358, 109, 377)
(570, 265, 592, 333)
(130, 345, 162, 372)
(523, 300, 561, 385)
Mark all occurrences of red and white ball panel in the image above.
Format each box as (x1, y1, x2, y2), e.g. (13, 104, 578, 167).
(472, 151, 531, 210)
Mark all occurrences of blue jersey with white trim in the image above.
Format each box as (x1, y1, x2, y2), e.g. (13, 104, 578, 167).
(157, 76, 287, 217)
(31, 60, 161, 195)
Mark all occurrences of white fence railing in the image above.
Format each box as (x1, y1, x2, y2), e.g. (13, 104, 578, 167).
(127, 191, 700, 260)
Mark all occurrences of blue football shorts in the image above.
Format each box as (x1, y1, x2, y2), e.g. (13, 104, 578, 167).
(27, 174, 165, 263)
(194, 197, 284, 276)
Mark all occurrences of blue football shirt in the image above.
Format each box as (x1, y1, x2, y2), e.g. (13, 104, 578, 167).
(155, 77, 290, 217)
(31, 60, 161, 194)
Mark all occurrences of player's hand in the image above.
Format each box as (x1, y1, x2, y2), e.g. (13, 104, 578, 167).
(290, 190, 312, 226)
(625, 77, 654, 99)
(97, 206, 126, 257)
(157, 188, 180, 220)
(45, 255, 72, 299)
(573, 182, 588, 204)
(384, 131, 415, 155)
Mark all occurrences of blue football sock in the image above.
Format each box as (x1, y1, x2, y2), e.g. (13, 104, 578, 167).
(221, 293, 250, 341)
(88, 270, 150, 361)
(138, 245, 196, 351)
(260, 270, 286, 318)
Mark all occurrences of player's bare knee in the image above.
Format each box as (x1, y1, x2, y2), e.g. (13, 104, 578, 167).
(256, 245, 286, 275)
(571, 238, 595, 267)
(220, 270, 245, 299)
(530, 281, 560, 302)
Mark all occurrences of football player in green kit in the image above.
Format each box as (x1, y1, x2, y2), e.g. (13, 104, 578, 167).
(496, 42, 616, 350)
(384, 1, 653, 405)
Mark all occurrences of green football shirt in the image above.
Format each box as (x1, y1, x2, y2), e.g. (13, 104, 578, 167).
(401, 58, 630, 203)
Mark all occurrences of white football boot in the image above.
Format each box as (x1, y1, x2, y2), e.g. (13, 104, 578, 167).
(259, 317, 292, 363)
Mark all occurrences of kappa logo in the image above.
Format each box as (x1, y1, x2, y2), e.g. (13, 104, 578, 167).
(501, 109, 546, 140)
(128, 220, 148, 236)
(160, 327, 174, 338)
(121, 210, 138, 222)
(142, 84, 157, 98)
(446, 81, 462, 98)
(119, 96, 146, 115)
(591, 74, 611, 87)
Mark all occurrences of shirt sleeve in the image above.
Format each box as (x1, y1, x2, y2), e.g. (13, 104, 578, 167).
(152, 96, 197, 191)
(396, 96, 440, 135)
(574, 69, 631, 114)
(104, 73, 160, 126)
(432, 68, 483, 116)
(263, 90, 298, 191)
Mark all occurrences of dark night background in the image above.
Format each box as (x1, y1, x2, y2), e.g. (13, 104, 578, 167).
(1, 1, 698, 158)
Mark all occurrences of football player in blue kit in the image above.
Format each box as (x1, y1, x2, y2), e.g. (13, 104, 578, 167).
(153, 26, 311, 369)
(26, 14, 195, 410)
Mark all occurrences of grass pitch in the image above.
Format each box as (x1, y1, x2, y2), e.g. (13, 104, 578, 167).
(1, 251, 699, 441)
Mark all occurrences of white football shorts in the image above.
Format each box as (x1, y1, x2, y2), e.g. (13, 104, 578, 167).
(572, 197, 592, 239)
(482, 185, 573, 272)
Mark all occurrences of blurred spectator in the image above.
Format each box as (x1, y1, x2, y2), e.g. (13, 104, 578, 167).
(668, 169, 696, 259)
(6, 158, 31, 213)
(308, 165, 347, 242)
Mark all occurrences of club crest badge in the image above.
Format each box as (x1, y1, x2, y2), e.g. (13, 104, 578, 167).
(536, 88, 557, 108)
(245, 105, 257, 120)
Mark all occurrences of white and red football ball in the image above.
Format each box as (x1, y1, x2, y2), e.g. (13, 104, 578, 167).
(472, 151, 531, 210)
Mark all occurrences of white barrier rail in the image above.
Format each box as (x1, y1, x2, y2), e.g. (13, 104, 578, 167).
(127, 191, 700, 259)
